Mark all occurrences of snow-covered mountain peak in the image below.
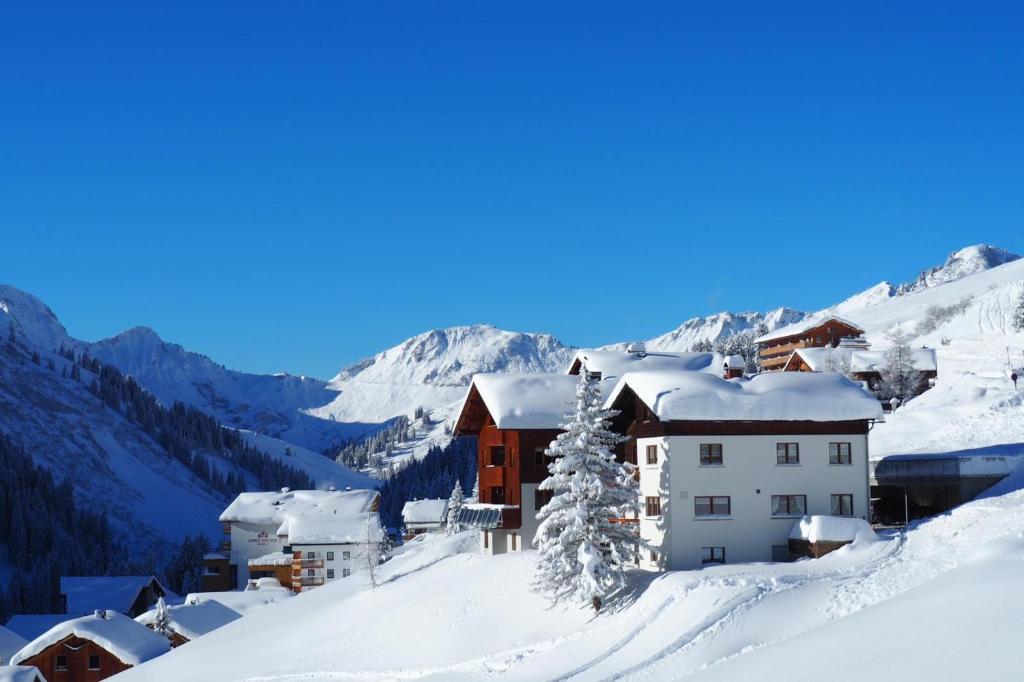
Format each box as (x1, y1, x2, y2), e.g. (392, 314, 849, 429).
(897, 244, 1020, 295)
(330, 324, 575, 388)
(0, 283, 72, 351)
(641, 307, 806, 353)
(830, 281, 898, 315)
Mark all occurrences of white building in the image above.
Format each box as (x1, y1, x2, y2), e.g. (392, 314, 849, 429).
(212, 487, 382, 591)
(401, 499, 449, 537)
(604, 371, 883, 570)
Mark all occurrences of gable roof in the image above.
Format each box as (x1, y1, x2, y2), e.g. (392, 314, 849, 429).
(454, 373, 579, 433)
(402, 499, 449, 525)
(786, 347, 938, 373)
(755, 315, 865, 344)
(605, 370, 883, 423)
(3, 615, 73, 642)
(285, 512, 384, 545)
(0, 666, 45, 682)
(11, 610, 170, 667)
(220, 488, 379, 528)
(61, 576, 167, 617)
(0, 624, 29, 663)
(567, 350, 724, 380)
(135, 599, 241, 641)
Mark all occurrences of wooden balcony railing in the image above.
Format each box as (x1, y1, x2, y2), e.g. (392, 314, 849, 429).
(293, 577, 324, 587)
(295, 559, 324, 569)
(478, 465, 505, 488)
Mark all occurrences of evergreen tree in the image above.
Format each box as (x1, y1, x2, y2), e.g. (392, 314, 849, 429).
(533, 371, 641, 610)
(445, 480, 464, 536)
(878, 323, 922, 402)
(1013, 286, 1024, 332)
(152, 596, 173, 637)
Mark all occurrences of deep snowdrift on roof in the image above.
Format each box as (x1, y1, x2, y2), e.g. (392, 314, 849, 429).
(402, 498, 449, 525)
(789, 515, 878, 543)
(568, 350, 724, 380)
(219, 488, 378, 526)
(608, 371, 883, 422)
(60, 576, 166, 617)
(11, 610, 169, 667)
(469, 373, 579, 429)
(136, 600, 241, 641)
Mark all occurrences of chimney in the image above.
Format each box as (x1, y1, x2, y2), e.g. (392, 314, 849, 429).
(626, 341, 647, 357)
(724, 355, 745, 379)
(280, 487, 291, 493)
(94, 609, 107, 619)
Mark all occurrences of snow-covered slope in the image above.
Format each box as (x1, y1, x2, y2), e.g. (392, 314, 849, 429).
(89, 326, 370, 453)
(896, 243, 1019, 295)
(117, 480, 1024, 681)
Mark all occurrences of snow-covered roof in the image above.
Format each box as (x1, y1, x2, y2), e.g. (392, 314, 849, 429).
(0, 624, 28, 664)
(60, 576, 167, 616)
(755, 315, 865, 344)
(135, 600, 241, 641)
(606, 371, 883, 422)
(402, 499, 449, 525)
(787, 347, 938, 373)
(462, 373, 579, 430)
(0, 666, 45, 682)
(182, 588, 292, 617)
(222, 485, 382, 540)
(2, 616, 70, 643)
(248, 552, 294, 566)
(203, 552, 227, 561)
(286, 512, 384, 545)
(567, 350, 724, 381)
(724, 354, 745, 369)
(11, 610, 170, 667)
(788, 515, 876, 543)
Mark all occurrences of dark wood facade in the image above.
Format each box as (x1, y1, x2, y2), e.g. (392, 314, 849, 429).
(758, 319, 865, 371)
(200, 555, 232, 592)
(19, 635, 133, 682)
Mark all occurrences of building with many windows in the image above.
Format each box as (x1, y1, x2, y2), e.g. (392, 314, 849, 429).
(604, 371, 882, 570)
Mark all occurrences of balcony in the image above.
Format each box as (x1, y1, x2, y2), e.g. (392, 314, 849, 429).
(293, 577, 324, 587)
(295, 559, 324, 569)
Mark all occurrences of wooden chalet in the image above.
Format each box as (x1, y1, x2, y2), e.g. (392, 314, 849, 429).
(60, 576, 167, 619)
(10, 610, 170, 682)
(755, 316, 865, 371)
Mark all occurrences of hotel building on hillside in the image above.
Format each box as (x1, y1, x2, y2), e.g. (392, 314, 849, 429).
(755, 315, 866, 371)
(204, 487, 383, 592)
(604, 371, 882, 569)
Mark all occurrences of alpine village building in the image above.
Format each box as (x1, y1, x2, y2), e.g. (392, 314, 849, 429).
(755, 315, 866, 371)
(454, 344, 883, 569)
(204, 487, 384, 593)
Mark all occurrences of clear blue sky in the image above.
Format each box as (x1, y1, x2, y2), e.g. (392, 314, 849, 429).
(2, 2, 1021, 378)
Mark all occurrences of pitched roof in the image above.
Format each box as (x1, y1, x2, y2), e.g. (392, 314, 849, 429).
(456, 373, 579, 432)
(135, 600, 241, 641)
(755, 315, 865, 344)
(605, 371, 883, 422)
(0, 624, 28, 663)
(60, 576, 167, 616)
(220, 488, 379, 527)
(567, 350, 724, 380)
(11, 610, 170, 667)
(786, 347, 938, 373)
(285, 512, 384, 545)
(3, 615, 72, 642)
(0, 666, 46, 682)
(402, 499, 449, 525)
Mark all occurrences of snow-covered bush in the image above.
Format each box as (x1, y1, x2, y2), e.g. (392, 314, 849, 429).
(445, 481, 464, 536)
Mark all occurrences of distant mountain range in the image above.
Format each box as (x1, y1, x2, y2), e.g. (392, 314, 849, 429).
(0, 243, 1018, 545)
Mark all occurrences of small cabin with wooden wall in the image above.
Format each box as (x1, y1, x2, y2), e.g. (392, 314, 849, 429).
(10, 610, 170, 681)
(755, 316, 866, 371)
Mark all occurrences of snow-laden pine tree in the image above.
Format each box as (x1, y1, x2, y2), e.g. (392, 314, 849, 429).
(445, 480, 464, 536)
(879, 323, 922, 402)
(152, 596, 173, 638)
(1013, 286, 1024, 332)
(533, 370, 641, 610)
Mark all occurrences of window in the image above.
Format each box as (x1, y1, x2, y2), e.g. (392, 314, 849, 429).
(645, 496, 661, 517)
(342, 551, 351, 560)
(646, 444, 658, 465)
(694, 496, 731, 517)
(490, 486, 506, 504)
(343, 568, 351, 578)
(829, 442, 852, 465)
(306, 551, 315, 559)
(89, 654, 100, 670)
(307, 568, 315, 577)
(771, 494, 807, 516)
(327, 568, 335, 579)
(535, 447, 547, 466)
(535, 489, 553, 511)
(489, 446, 505, 467)
(56, 655, 68, 671)
(650, 549, 658, 562)
(700, 443, 723, 465)
(586, 370, 602, 381)
(831, 494, 854, 516)
(701, 546, 726, 564)
(776, 443, 800, 465)
(327, 551, 334, 561)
